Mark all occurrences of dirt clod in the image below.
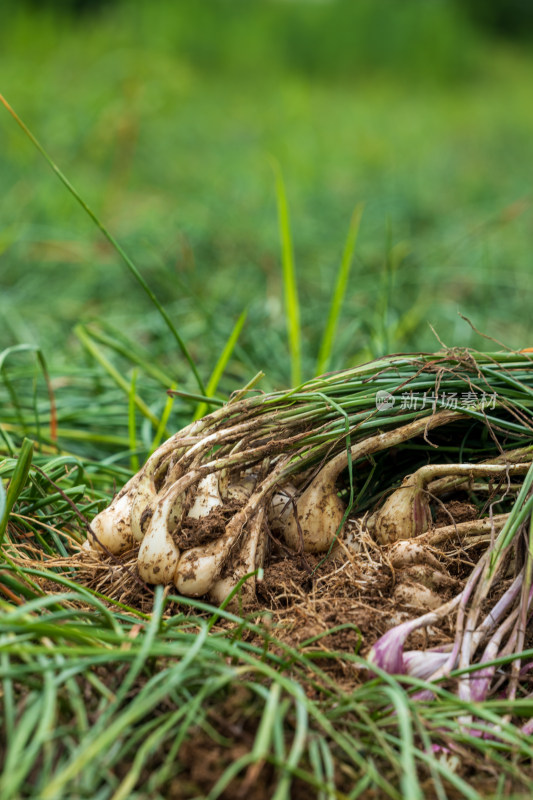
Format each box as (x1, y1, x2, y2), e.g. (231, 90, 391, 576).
(173, 501, 241, 549)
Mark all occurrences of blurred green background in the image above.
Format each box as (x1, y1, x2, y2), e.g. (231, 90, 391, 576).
(1, 0, 533, 395)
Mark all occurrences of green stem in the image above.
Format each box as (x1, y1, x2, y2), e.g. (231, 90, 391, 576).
(0, 94, 205, 396)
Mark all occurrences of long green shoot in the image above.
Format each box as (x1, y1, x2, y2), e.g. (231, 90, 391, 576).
(316, 203, 364, 376)
(128, 369, 140, 473)
(0, 94, 206, 397)
(272, 159, 301, 386)
(0, 437, 33, 546)
(75, 324, 169, 435)
(194, 309, 247, 420)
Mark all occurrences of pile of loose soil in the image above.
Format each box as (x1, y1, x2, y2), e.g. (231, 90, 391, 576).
(7, 491, 533, 800)
(9, 487, 517, 684)
(61, 491, 502, 681)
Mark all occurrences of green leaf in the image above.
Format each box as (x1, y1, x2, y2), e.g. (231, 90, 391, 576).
(75, 324, 167, 435)
(150, 384, 176, 453)
(0, 93, 205, 397)
(0, 344, 56, 442)
(194, 309, 247, 420)
(0, 475, 6, 523)
(128, 369, 140, 473)
(0, 438, 34, 547)
(316, 203, 364, 376)
(272, 159, 301, 387)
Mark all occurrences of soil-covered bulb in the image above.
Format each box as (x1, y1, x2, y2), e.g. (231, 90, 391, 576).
(370, 475, 431, 544)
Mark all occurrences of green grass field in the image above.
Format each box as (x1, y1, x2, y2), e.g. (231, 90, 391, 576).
(3, 0, 533, 385)
(2, 1, 533, 797)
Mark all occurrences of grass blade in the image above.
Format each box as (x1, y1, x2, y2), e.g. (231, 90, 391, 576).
(315, 203, 364, 376)
(0, 438, 34, 547)
(167, 389, 224, 407)
(0, 477, 6, 523)
(0, 344, 56, 442)
(150, 383, 176, 453)
(194, 309, 247, 420)
(75, 324, 168, 435)
(128, 369, 140, 473)
(83, 323, 174, 388)
(0, 93, 205, 397)
(272, 159, 301, 386)
(383, 686, 423, 800)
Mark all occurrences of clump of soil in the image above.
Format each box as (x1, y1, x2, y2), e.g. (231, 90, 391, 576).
(22, 491, 498, 671)
(434, 498, 479, 525)
(254, 525, 459, 673)
(11, 490, 531, 798)
(173, 501, 241, 549)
